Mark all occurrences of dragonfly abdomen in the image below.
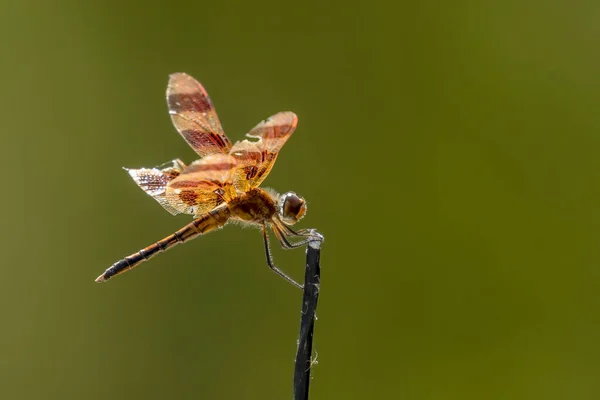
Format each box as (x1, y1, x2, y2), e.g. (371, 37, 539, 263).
(96, 207, 229, 283)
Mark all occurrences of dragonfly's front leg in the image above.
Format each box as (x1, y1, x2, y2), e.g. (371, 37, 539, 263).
(272, 219, 324, 245)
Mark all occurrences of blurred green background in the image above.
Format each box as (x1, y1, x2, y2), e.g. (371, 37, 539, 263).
(3, 0, 600, 398)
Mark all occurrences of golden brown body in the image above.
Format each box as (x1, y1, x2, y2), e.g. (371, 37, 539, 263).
(96, 73, 319, 287)
(228, 188, 278, 224)
(95, 189, 282, 282)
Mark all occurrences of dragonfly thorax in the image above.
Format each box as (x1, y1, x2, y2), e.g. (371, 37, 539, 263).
(229, 188, 278, 223)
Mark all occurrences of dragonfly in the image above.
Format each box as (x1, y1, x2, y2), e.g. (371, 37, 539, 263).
(95, 73, 322, 288)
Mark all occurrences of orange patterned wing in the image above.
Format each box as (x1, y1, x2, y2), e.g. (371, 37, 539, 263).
(229, 112, 298, 192)
(127, 159, 186, 215)
(165, 154, 237, 216)
(167, 73, 232, 157)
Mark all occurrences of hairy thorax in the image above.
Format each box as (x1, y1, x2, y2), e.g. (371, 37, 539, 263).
(228, 188, 278, 224)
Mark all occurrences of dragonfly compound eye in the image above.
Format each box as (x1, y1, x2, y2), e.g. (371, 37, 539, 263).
(280, 192, 307, 225)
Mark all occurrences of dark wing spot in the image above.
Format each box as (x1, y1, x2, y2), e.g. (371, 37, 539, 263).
(170, 180, 201, 189)
(168, 93, 213, 113)
(179, 190, 199, 206)
(245, 166, 258, 180)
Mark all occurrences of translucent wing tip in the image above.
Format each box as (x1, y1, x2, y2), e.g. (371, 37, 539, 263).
(266, 111, 298, 132)
(169, 72, 189, 80)
(168, 72, 197, 87)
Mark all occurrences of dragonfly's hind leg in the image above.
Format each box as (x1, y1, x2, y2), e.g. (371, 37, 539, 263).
(261, 224, 303, 289)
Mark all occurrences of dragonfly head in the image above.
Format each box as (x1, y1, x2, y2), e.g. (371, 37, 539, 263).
(279, 191, 307, 225)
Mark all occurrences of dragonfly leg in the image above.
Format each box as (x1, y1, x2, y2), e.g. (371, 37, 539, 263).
(273, 223, 313, 249)
(262, 224, 303, 289)
(272, 218, 324, 246)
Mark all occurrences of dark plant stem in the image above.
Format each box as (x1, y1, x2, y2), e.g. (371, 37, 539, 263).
(293, 235, 322, 400)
